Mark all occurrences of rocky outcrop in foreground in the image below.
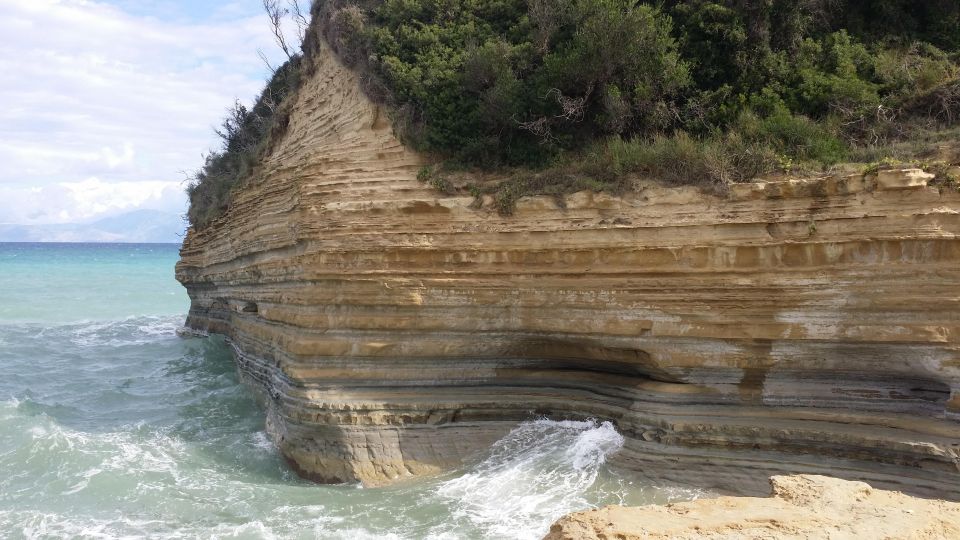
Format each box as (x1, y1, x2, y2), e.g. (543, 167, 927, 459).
(176, 37, 960, 497)
(545, 475, 960, 540)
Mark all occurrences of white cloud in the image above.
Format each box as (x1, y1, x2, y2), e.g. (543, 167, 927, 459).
(61, 178, 185, 219)
(0, 178, 187, 224)
(0, 0, 296, 224)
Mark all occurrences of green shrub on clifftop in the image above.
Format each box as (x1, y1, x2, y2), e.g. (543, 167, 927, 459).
(316, 0, 959, 168)
(187, 57, 302, 228)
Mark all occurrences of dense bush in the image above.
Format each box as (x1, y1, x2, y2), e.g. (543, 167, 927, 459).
(320, 0, 693, 165)
(318, 0, 959, 170)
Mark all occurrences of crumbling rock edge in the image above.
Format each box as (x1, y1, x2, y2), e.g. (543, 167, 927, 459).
(544, 474, 960, 540)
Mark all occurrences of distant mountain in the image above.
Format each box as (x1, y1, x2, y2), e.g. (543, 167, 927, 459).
(0, 210, 185, 243)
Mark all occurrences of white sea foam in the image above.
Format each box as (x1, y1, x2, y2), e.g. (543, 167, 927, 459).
(429, 418, 626, 540)
(66, 315, 186, 347)
(135, 317, 181, 337)
(1, 510, 387, 540)
(0, 397, 20, 420)
(3, 408, 187, 490)
(252, 431, 275, 451)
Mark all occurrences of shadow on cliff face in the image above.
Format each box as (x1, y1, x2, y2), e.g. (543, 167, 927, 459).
(502, 338, 682, 383)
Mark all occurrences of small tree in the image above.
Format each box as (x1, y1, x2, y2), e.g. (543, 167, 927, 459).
(259, 1, 310, 71)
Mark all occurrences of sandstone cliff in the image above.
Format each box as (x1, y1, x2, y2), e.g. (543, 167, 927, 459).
(544, 474, 960, 540)
(176, 38, 960, 497)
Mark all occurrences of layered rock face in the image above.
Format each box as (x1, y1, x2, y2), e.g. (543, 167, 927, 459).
(544, 475, 960, 540)
(177, 41, 960, 496)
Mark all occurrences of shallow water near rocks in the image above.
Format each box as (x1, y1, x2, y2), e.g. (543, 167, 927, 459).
(0, 243, 708, 539)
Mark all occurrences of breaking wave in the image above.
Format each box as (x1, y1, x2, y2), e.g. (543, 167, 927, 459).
(33, 315, 185, 347)
(429, 419, 626, 539)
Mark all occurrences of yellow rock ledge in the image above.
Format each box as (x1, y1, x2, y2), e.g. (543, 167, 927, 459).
(544, 475, 960, 540)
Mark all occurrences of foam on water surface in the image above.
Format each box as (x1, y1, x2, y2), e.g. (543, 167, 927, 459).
(428, 419, 625, 539)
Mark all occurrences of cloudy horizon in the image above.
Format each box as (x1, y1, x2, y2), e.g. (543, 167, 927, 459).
(0, 0, 298, 233)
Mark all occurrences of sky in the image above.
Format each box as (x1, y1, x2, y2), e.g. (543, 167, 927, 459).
(0, 0, 299, 229)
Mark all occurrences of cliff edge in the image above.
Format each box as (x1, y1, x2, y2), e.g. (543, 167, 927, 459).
(176, 36, 960, 497)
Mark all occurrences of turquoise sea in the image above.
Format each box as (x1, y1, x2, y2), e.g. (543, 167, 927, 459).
(0, 243, 704, 539)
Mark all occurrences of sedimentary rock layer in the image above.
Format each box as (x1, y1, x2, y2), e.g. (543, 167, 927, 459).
(544, 474, 960, 540)
(176, 39, 960, 496)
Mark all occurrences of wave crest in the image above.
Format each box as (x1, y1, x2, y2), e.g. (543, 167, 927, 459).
(430, 418, 625, 539)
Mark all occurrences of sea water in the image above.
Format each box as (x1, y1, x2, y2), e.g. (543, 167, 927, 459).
(0, 243, 707, 539)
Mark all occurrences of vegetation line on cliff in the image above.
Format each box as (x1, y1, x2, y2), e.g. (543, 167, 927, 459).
(320, 0, 960, 166)
(186, 1, 310, 229)
(187, 0, 960, 227)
